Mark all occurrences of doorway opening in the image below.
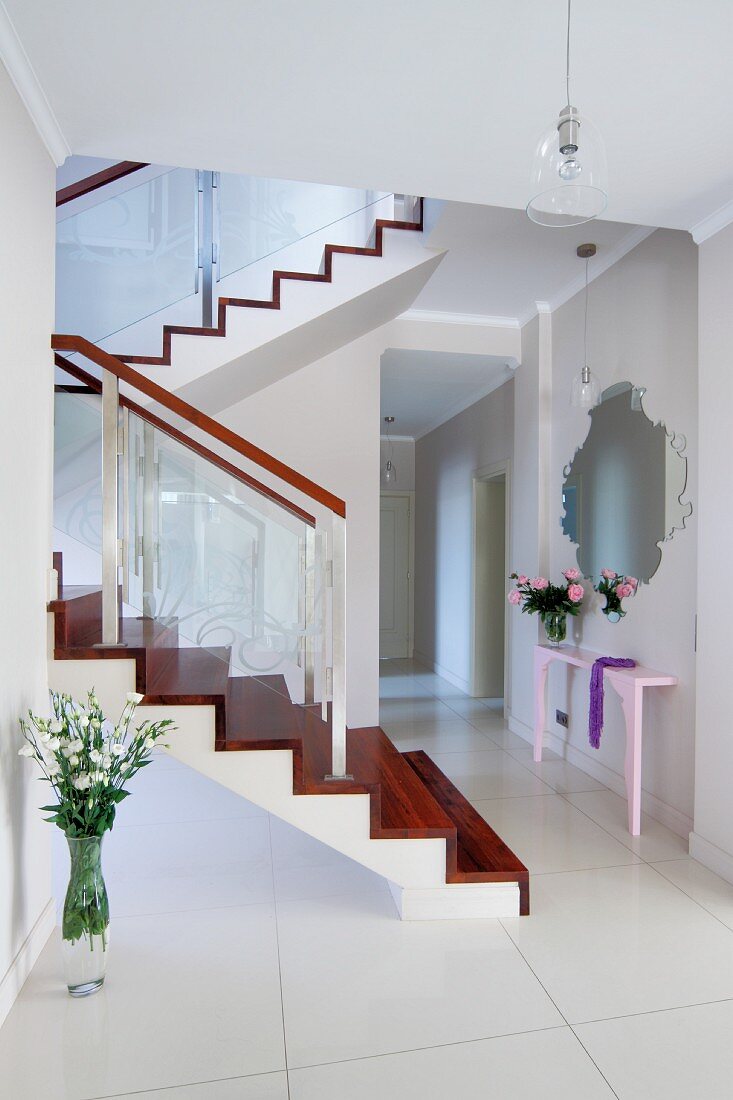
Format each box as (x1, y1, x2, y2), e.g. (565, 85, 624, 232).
(471, 462, 510, 707)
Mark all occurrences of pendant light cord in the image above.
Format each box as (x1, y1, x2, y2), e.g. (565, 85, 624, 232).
(565, 0, 572, 107)
(584, 256, 589, 368)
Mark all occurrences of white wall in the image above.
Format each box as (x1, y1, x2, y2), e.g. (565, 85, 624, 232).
(414, 380, 514, 692)
(508, 231, 698, 836)
(0, 62, 55, 1023)
(508, 314, 550, 728)
(380, 438, 414, 492)
(692, 220, 733, 877)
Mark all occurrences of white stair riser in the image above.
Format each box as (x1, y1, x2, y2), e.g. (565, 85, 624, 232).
(389, 881, 520, 920)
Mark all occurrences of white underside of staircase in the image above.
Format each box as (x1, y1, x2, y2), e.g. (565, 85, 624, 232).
(119, 221, 446, 414)
(48, 646, 520, 920)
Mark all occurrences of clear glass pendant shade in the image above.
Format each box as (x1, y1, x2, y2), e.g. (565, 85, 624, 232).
(381, 459, 397, 486)
(571, 365, 601, 408)
(527, 107, 608, 227)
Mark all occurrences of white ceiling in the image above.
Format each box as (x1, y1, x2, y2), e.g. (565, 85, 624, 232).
(413, 203, 640, 321)
(380, 349, 513, 440)
(5, 0, 733, 233)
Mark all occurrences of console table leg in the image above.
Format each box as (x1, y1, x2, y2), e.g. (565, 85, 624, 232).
(615, 678, 643, 836)
(533, 651, 552, 762)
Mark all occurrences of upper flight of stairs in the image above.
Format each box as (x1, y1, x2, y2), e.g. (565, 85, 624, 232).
(117, 208, 429, 368)
(48, 580, 529, 920)
(66, 196, 446, 415)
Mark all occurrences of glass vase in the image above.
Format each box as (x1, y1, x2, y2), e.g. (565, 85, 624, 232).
(543, 611, 567, 647)
(62, 835, 110, 997)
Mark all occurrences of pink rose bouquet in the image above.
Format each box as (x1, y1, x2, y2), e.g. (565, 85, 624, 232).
(507, 570, 585, 621)
(594, 570, 638, 620)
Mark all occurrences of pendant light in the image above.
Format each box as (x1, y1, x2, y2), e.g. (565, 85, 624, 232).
(570, 243, 601, 407)
(527, 0, 608, 227)
(381, 416, 398, 485)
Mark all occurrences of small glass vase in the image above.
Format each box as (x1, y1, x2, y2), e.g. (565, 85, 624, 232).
(62, 835, 110, 997)
(543, 611, 567, 647)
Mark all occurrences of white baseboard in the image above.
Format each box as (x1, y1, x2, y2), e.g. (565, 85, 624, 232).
(0, 898, 55, 1029)
(507, 712, 693, 840)
(689, 832, 733, 886)
(388, 879, 520, 920)
(412, 650, 471, 695)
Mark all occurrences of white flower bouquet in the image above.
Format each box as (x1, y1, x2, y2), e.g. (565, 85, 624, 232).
(19, 689, 175, 994)
(19, 689, 175, 838)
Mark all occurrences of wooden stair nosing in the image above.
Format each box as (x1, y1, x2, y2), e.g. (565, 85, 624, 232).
(114, 204, 424, 366)
(403, 750, 530, 915)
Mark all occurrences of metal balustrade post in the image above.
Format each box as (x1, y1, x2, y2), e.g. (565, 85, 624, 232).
(97, 369, 125, 647)
(302, 526, 316, 706)
(325, 513, 351, 781)
(198, 170, 216, 328)
(318, 529, 329, 724)
(141, 421, 156, 618)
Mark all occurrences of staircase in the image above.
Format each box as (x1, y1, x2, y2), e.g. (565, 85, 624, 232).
(50, 162, 529, 920)
(57, 167, 445, 413)
(49, 579, 529, 920)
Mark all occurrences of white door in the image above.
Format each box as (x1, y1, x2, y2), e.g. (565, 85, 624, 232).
(379, 495, 411, 658)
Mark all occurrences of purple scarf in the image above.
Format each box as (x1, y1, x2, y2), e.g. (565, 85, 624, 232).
(589, 657, 636, 748)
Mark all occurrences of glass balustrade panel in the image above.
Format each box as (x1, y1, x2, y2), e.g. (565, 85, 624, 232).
(124, 410, 327, 704)
(56, 168, 199, 346)
(53, 390, 103, 584)
(53, 372, 330, 710)
(218, 173, 390, 281)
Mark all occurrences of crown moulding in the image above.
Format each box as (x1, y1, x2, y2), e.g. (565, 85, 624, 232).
(0, 2, 70, 165)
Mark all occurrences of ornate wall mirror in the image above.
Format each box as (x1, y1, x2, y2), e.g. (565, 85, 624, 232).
(561, 382, 691, 584)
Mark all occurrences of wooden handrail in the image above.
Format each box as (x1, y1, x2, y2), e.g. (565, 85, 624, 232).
(54, 354, 317, 527)
(56, 161, 149, 207)
(52, 335, 346, 519)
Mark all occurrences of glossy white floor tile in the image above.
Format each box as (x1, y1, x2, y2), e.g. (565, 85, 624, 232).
(276, 890, 563, 1067)
(430, 748, 555, 799)
(472, 794, 641, 874)
(379, 697, 459, 723)
(652, 858, 733, 929)
(480, 725, 537, 751)
(575, 1000, 733, 1100)
(273, 859, 388, 903)
(437, 695, 506, 723)
(107, 1072, 290, 1099)
(565, 788, 690, 862)
(0, 906, 286, 1099)
(503, 863, 733, 1022)
(380, 713, 473, 737)
(506, 745, 607, 794)
(289, 1027, 615, 1099)
(388, 723, 498, 754)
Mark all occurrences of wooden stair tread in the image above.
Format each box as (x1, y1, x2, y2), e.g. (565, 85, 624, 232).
(403, 750, 529, 914)
(49, 584, 102, 605)
(49, 588, 180, 694)
(224, 678, 455, 839)
(145, 646, 231, 700)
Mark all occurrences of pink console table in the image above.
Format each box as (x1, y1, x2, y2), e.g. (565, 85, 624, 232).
(534, 644, 678, 836)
